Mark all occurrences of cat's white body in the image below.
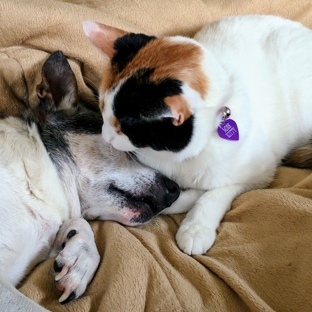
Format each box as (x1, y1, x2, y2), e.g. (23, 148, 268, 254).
(85, 15, 312, 255)
(133, 16, 312, 254)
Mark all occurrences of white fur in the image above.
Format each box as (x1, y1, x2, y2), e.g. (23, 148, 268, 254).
(0, 117, 101, 311)
(101, 80, 136, 151)
(102, 15, 312, 255)
(0, 118, 69, 285)
(0, 106, 182, 310)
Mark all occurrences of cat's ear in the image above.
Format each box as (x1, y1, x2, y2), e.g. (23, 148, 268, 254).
(83, 21, 128, 59)
(164, 95, 192, 126)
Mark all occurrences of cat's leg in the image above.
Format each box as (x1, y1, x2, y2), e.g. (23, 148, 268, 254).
(161, 189, 204, 214)
(50, 218, 100, 304)
(176, 184, 247, 255)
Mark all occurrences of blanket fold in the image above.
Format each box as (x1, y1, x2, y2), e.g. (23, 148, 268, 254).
(1, 0, 312, 311)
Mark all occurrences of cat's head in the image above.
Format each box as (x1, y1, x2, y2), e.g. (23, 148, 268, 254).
(83, 21, 212, 161)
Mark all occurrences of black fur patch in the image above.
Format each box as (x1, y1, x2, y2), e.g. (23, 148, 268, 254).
(121, 114, 194, 152)
(30, 104, 103, 173)
(113, 69, 193, 152)
(43, 106, 103, 136)
(112, 34, 156, 74)
(27, 51, 103, 177)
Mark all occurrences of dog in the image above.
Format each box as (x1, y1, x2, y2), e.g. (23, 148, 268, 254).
(0, 51, 181, 311)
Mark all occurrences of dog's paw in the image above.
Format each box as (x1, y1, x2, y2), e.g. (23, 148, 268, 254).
(52, 218, 100, 304)
(176, 220, 217, 255)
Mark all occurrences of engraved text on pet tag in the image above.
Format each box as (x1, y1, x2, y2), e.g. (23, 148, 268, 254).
(217, 107, 239, 141)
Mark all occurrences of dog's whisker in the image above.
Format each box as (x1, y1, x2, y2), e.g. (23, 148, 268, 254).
(82, 76, 99, 91)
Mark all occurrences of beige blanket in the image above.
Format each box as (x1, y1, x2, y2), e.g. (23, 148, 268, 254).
(1, 0, 312, 311)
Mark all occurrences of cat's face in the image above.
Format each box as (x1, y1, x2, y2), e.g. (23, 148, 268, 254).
(83, 21, 209, 157)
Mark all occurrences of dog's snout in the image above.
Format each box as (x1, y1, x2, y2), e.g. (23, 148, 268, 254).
(163, 177, 179, 195)
(162, 176, 180, 206)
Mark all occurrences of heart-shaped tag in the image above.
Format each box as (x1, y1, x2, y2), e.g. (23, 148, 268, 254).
(217, 119, 239, 141)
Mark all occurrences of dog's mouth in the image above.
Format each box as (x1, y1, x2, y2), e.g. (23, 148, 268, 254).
(108, 183, 167, 224)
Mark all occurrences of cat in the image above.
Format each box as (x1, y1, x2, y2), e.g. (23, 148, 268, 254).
(83, 15, 312, 255)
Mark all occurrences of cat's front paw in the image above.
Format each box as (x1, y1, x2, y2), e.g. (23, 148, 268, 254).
(52, 219, 100, 304)
(176, 220, 217, 255)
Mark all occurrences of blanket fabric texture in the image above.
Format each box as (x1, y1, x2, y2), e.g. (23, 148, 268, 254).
(1, 0, 312, 311)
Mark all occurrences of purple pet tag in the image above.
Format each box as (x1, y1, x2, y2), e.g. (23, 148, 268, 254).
(217, 119, 239, 141)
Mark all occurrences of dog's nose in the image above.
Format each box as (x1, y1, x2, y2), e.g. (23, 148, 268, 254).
(162, 176, 180, 206)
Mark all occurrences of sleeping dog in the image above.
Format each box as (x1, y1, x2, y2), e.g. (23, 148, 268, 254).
(0, 51, 180, 311)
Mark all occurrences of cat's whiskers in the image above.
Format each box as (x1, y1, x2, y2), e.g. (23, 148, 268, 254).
(126, 151, 140, 164)
(131, 149, 147, 159)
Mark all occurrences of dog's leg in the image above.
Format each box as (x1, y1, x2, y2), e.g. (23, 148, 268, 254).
(50, 218, 100, 304)
(0, 280, 49, 312)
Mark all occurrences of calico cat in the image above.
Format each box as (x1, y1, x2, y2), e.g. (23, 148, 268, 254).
(83, 15, 312, 255)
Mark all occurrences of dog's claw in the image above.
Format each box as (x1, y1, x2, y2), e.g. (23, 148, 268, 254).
(55, 266, 69, 281)
(59, 291, 76, 304)
(67, 229, 77, 239)
(52, 219, 100, 304)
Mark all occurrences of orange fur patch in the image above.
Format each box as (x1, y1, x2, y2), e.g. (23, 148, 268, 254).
(164, 95, 192, 126)
(99, 100, 105, 111)
(109, 116, 122, 134)
(99, 63, 114, 111)
(87, 23, 127, 59)
(102, 38, 209, 101)
(100, 64, 114, 91)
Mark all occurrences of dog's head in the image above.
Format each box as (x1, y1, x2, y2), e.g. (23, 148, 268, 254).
(35, 51, 180, 225)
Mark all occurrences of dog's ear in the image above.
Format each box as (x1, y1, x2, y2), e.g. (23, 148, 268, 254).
(36, 51, 78, 112)
(83, 21, 127, 59)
